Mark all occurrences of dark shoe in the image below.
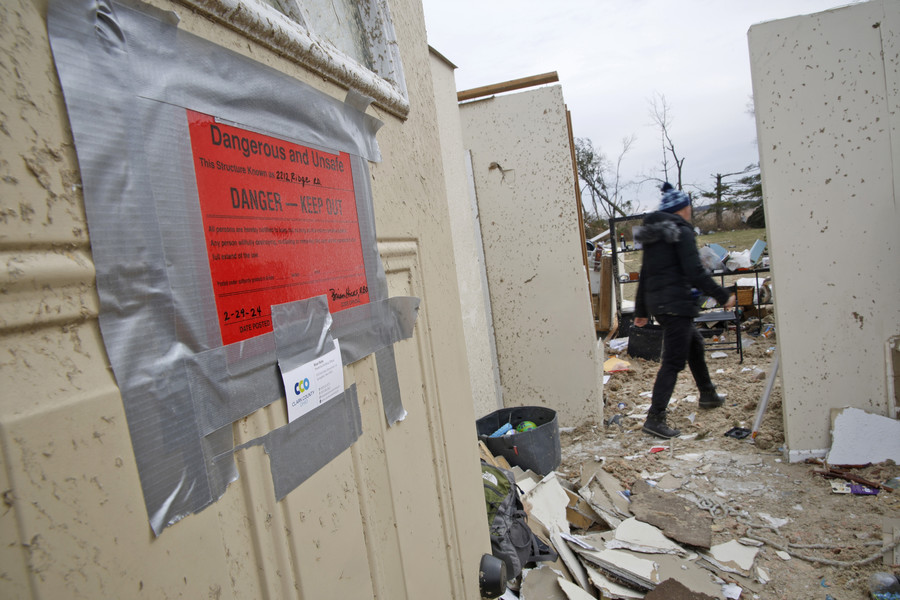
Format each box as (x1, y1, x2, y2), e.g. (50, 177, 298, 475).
(699, 389, 725, 409)
(642, 411, 681, 439)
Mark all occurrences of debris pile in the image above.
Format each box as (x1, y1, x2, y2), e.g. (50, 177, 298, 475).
(478, 341, 900, 599)
(698, 240, 767, 274)
(482, 442, 773, 599)
(481, 436, 900, 599)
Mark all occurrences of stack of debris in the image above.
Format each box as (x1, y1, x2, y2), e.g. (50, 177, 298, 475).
(480, 444, 767, 599)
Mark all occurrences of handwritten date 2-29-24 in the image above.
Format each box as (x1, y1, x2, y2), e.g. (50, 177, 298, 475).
(223, 306, 264, 322)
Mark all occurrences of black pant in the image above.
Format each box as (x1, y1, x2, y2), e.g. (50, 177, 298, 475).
(650, 314, 713, 413)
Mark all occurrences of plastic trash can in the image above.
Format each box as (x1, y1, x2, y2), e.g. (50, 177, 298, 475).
(476, 406, 561, 476)
(628, 324, 663, 361)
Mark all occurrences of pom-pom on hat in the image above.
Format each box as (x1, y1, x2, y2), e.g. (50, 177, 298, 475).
(658, 182, 690, 213)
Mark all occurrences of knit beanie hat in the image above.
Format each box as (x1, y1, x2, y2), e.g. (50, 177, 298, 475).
(658, 182, 690, 213)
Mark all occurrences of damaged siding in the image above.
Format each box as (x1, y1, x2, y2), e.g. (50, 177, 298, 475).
(0, 0, 487, 598)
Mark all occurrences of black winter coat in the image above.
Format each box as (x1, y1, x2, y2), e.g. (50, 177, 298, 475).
(633, 211, 730, 318)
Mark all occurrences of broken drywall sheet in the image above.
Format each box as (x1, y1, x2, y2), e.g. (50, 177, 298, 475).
(826, 407, 900, 465)
(578, 460, 605, 488)
(568, 531, 608, 550)
(551, 530, 592, 593)
(583, 563, 643, 600)
(570, 532, 722, 599)
(709, 539, 759, 573)
(697, 553, 746, 578)
(597, 470, 632, 516)
(578, 479, 622, 529)
(651, 554, 722, 598)
(563, 488, 603, 531)
(558, 578, 598, 600)
(532, 530, 577, 585)
(524, 473, 573, 536)
(606, 518, 687, 556)
(514, 467, 543, 496)
(520, 566, 568, 600)
(578, 470, 632, 529)
(574, 546, 658, 593)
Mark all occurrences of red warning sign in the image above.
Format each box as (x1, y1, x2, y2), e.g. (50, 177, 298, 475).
(187, 110, 369, 344)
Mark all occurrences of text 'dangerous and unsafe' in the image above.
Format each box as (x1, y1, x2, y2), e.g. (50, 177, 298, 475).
(188, 110, 370, 344)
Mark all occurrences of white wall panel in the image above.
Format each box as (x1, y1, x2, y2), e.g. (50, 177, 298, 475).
(749, 0, 900, 459)
(460, 86, 603, 427)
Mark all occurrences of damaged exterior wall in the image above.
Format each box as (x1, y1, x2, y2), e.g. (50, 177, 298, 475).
(459, 86, 604, 427)
(749, 0, 900, 460)
(0, 0, 488, 598)
(429, 49, 503, 417)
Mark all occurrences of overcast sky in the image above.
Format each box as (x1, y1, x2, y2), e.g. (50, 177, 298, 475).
(421, 0, 860, 211)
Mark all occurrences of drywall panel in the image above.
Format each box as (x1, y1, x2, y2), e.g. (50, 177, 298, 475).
(459, 86, 603, 427)
(429, 49, 503, 417)
(749, 0, 900, 459)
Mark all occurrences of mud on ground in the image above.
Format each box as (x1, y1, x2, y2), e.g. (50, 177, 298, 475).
(558, 335, 900, 600)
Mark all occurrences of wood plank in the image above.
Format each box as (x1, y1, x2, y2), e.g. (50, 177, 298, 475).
(478, 441, 499, 467)
(599, 256, 613, 330)
(457, 71, 559, 102)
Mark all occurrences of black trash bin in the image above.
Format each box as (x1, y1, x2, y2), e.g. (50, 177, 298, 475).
(476, 406, 561, 476)
(628, 323, 663, 361)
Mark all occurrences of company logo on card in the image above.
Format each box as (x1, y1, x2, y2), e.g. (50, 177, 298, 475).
(281, 339, 342, 423)
(294, 378, 311, 395)
(291, 377, 315, 409)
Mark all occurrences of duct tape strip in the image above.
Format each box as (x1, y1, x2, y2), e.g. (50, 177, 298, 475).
(350, 153, 389, 302)
(345, 89, 376, 114)
(342, 151, 408, 425)
(231, 385, 362, 500)
(186, 296, 418, 438)
(187, 338, 280, 438)
(201, 423, 238, 511)
(345, 154, 407, 422)
(332, 296, 420, 365)
(376, 346, 408, 426)
(272, 296, 334, 373)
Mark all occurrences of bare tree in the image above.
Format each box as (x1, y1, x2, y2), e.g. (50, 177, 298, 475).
(574, 136, 636, 225)
(649, 93, 686, 190)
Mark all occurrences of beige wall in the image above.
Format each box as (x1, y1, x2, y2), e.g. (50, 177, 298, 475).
(0, 1, 488, 598)
(429, 49, 504, 418)
(459, 86, 604, 427)
(749, 0, 900, 460)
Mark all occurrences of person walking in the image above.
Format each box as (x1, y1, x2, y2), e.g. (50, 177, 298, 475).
(633, 182, 736, 439)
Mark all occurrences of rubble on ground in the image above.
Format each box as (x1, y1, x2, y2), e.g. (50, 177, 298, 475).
(481, 340, 900, 600)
